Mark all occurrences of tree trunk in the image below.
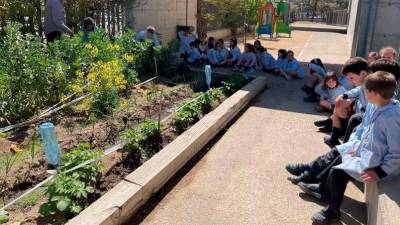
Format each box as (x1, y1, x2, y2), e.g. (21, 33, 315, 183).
(311, 0, 318, 22)
(107, 1, 112, 34)
(35, 0, 43, 36)
(111, 1, 116, 36)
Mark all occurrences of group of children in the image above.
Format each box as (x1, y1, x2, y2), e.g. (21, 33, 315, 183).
(178, 31, 305, 79)
(286, 46, 400, 224)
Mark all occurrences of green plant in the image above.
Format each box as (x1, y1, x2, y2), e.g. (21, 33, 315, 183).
(222, 74, 246, 96)
(122, 119, 162, 163)
(172, 100, 202, 134)
(40, 144, 103, 217)
(195, 92, 212, 114)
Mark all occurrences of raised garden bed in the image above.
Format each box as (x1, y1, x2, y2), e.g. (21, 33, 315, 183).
(0, 72, 251, 225)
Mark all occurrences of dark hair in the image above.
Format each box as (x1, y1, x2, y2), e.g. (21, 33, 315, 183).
(323, 72, 340, 89)
(278, 49, 287, 59)
(310, 58, 326, 72)
(230, 37, 238, 48)
(217, 39, 224, 46)
(245, 43, 255, 53)
(254, 39, 262, 47)
(341, 57, 369, 75)
(287, 50, 294, 56)
(208, 37, 215, 43)
(365, 71, 397, 99)
(194, 38, 201, 47)
(189, 41, 195, 47)
(370, 59, 400, 81)
(215, 42, 222, 50)
(83, 17, 95, 29)
(208, 42, 215, 50)
(256, 46, 265, 53)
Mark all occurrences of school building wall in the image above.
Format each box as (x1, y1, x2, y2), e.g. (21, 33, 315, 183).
(125, 0, 198, 45)
(347, 0, 400, 57)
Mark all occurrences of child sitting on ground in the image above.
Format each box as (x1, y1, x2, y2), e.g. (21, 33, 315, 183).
(256, 46, 275, 73)
(302, 58, 326, 96)
(186, 41, 201, 66)
(310, 71, 400, 224)
(234, 43, 257, 79)
(209, 41, 228, 66)
(274, 49, 288, 74)
(228, 37, 241, 66)
(279, 50, 305, 80)
(319, 72, 347, 112)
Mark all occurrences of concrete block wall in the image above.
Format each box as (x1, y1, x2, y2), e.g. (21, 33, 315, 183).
(365, 179, 400, 225)
(348, 0, 400, 57)
(370, 0, 400, 54)
(126, 0, 197, 45)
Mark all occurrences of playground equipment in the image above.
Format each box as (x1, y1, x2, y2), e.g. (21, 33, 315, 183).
(256, 0, 292, 38)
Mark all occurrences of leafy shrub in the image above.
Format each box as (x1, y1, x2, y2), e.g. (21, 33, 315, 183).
(40, 144, 103, 217)
(222, 74, 246, 96)
(122, 119, 162, 162)
(195, 92, 212, 114)
(172, 100, 202, 134)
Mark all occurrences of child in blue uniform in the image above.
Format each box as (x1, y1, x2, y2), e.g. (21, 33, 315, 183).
(319, 72, 347, 112)
(256, 46, 275, 73)
(279, 50, 305, 80)
(234, 43, 257, 79)
(186, 41, 201, 66)
(310, 71, 400, 224)
(178, 27, 197, 59)
(228, 37, 241, 66)
(274, 49, 287, 74)
(209, 41, 228, 66)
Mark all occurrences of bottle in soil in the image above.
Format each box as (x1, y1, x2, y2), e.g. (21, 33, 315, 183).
(205, 65, 212, 89)
(39, 122, 62, 168)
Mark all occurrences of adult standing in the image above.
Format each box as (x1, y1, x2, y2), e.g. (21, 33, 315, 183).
(44, 0, 73, 43)
(135, 26, 160, 46)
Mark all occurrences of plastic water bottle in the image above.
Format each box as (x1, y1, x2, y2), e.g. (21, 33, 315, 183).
(205, 65, 212, 89)
(39, 122, 61, 167)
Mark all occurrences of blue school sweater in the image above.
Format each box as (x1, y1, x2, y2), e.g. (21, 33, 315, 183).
(178, 31, 196, 54)
(284, 59, 305, 78)
(335, 100, 400, 182)
(215, 48, 228, 63)
(321, 85, 346, 105)
(308, 63, 326, 77)
(260, 52, 275, 70)
(274, 58, 287, 70)
(230, 47, 241, 61)
(187, 48, 201, 64)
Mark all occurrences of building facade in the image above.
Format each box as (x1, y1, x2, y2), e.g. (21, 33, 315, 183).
(348, 0, 400, 57)
(125, 0, 198, 44)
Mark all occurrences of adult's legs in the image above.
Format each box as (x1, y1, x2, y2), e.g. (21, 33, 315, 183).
(46, 31, 62, 43)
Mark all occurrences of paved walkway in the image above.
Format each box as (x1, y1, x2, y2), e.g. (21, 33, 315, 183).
(132, 31, 365, 225)
(290, 21, 348, 34)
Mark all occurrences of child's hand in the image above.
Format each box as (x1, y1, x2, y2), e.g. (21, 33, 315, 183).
(361, 170, 380, 182)
(348, 149, 357, 157)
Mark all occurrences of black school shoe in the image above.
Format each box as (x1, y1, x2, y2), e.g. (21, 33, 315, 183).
(288, 171, 317, 185)
(286, 163, 311, 176)
(304, 95, 320, 103)
(324, 136, 341, 148)
(297, 182, 323, 201)
(314, 119, 329, 127)
(312, 207, 341, 225)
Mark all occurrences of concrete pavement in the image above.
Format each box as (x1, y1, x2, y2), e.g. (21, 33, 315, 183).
(135, 76, 366, 225)
(128, 30, 365, 225)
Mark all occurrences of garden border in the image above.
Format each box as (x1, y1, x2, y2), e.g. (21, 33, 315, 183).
(66, 76, 268, 225)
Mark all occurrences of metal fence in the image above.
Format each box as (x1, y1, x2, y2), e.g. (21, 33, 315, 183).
(290, 10, 349, 26)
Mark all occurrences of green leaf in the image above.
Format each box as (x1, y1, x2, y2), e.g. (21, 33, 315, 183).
(56, 198, 71, 212)
(86, 186, 95, 193)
